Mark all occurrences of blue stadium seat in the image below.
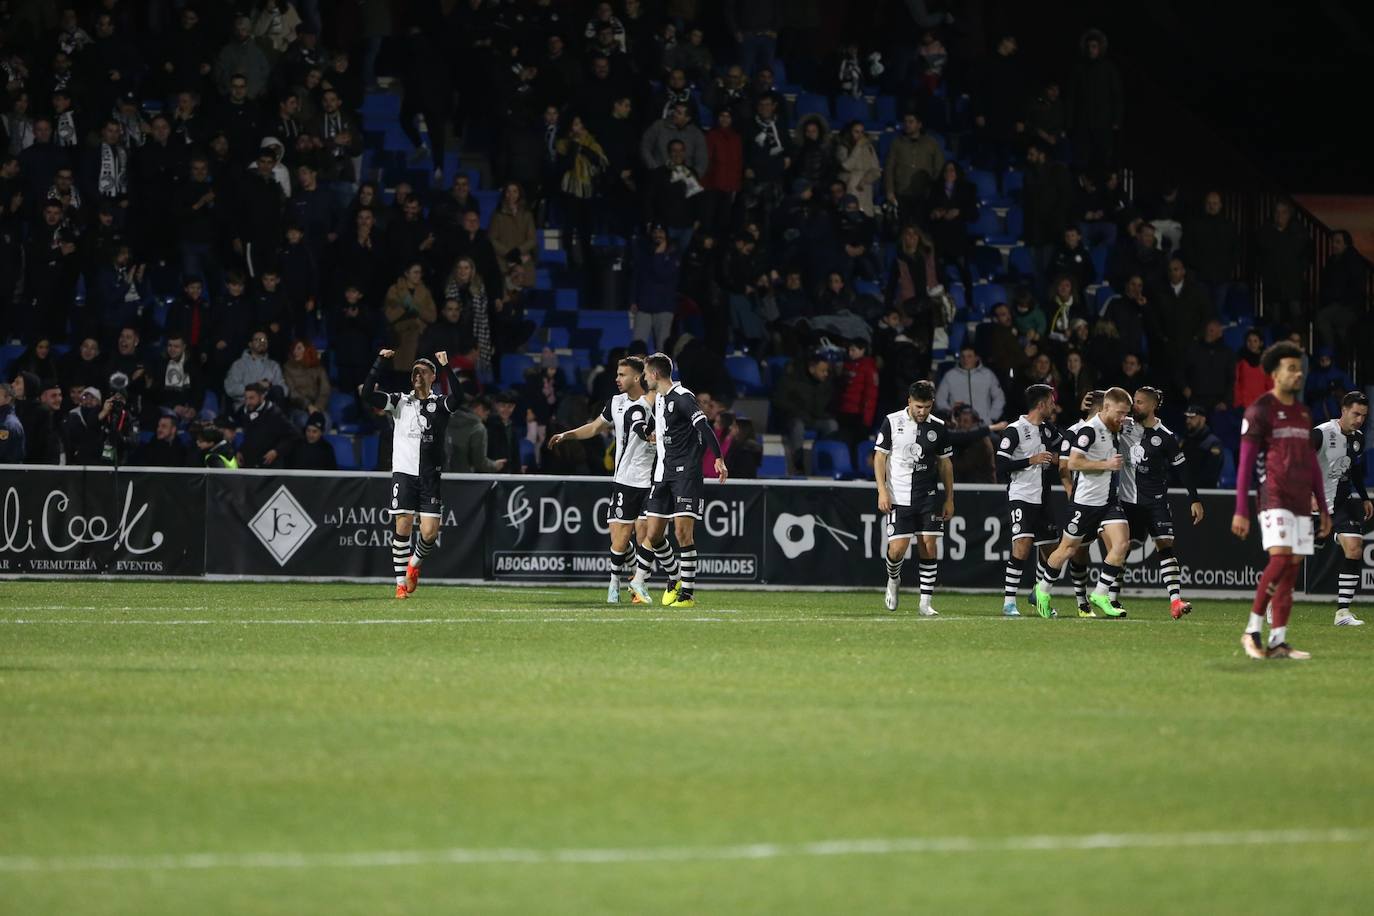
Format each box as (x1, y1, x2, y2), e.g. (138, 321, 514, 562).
(759, 454, 788, 478)
(812, 440, 853, 479)
(968, 208, 1002, 240)
(475, 190, 500, 227)
(1223, 285, 1255, 321)
(725, 355, 764, 394)
(500, 353, 534, 387)
(1002, 169, 1025, 197)
(554, 288, 579, 310)
(1007, 245, 1035, 280)
(793, 92, 830, 121)
(539, 326, 571, 349)
(873, 95, 898, 126)
(328, 391, 361, 434)
(359, 433, 379, 471)
(856, 440, 876, 480)
(1221, 324, 1249, 351)
(853, 278, 882, 300)
(327, 434, 358, 469)
(519, 437, 536, 469)
(0, 343, 24, 376)
(201, 390, 219, 417)
(968, 168, 1000, 203)
(1091, 245, 1109, 281)
(972, 284, 1009, 314)
(833, 94, 869, 125)
(1218, 447, 1237, 489)
(1095, 286, 1115, 312)
(766, 355, 792, 385)
(525, 308, 547, 328)
(970, 246, 1003, 281)
(984, 206, 1023, 246)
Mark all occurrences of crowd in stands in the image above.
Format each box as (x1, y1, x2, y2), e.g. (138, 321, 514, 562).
(0, 2, 1367, 484)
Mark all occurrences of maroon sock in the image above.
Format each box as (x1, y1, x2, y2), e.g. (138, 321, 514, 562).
(1271, 561, 1301, 629)
(1252, 555, 1290, 616)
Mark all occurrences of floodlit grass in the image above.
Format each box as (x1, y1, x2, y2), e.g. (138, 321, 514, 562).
(2, 582, 1372, 914)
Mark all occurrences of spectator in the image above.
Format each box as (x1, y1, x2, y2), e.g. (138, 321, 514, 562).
(1182, 319, 1236, 411)
(521, 350, 565, 443)
(970, 34, 1026, 176)
(775, 353, 838, 476)
(1182, 190, 1239, 292)
(1070, 29, 1123, 172)
(1107, 220, 1165, 290)
(1305, 348, 1355, 423)
(209, 271, 257, 384)
(1061, 350, 1098, 411)
(215, 19, 272, 98)
(1148, 257, 1213, 381)
(60, 337, 106, 392)
(1087, 317, 1126, 374)
(10, 339, 58, 382)
(290, 414, 338, 469)
(1024, 80, 1068, 159)
(1073, 171, 1117, 248)
(232, 383, 299, 468)
(1099, 274, 1149, 356)
(631, 225, 681, 351)
(282, 340, 331, 424)
(1011, 288, 1048, 340)
(131, 415, 189, 467)
(487, 183, 537, 290)
(644, 139, 704, 252)
(0, 382, 24, 462)
(1050, 225, 1095, 292)
(925, 161, 977, 292)
(883, 112, 944, 219)
(554, 115, 609, 262)
(1180, 405, 1225, 489)
(64, 386, 134, 466)
(1022, 144, 1073, 289)
(1316, 230, 1367, 357)
(949, 405, 997, 484)
(1233, 329, 1269, 408)
(976, 303, 1025, 380)
(445, 398, 505, 477)
(701, 108, 743, 234)
(21, 382, 66, 464)
(444, 257, 492, 376)
(725, 416, 762, 479)
(742, 94, 792, 222)
(936, 345, 1006, 423)
(1044, 275, 1088, 342)
(486, 390, 523, 472)
(224, 329, 288, 411)
(383, 262, 438, 373)
(726, 0, 782, 74)
(836, 339, 879, 457)
(193, 425, 239, 468)
(1252, 200, 1310, 330)
(145, 333, 203, 424)
(835, 120, 881, 218)
(791, 115, 834, 189)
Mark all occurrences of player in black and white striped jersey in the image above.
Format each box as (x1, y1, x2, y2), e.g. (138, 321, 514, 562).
(362, 348, 466, 599)
(873, 380, 954, 615)
(550, 357, 656, 603)
(1312, 391, 1371, 626)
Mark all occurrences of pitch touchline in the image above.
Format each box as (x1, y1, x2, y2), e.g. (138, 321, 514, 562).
(0, 615, 1155, 625)
(0, 828, 1365, 873)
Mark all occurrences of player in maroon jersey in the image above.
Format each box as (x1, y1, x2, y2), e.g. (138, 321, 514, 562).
(1231, 341, 1332, 659)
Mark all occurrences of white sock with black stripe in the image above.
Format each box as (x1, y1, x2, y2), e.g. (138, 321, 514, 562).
(410, 534, 436, 568)
(918, 559, 938, 608)
(610, 546, 632, 584)
(1157, 547, 1182, 601)
(1004, 559, 1022, 602)
(633, 542, 654, 583)
(652, 540, 679, 584)
(678, 547, 697, 599)
(886, 556, 904, 583)
(1339, 556, 1360, 615)
(1069, 559, 1089, 607)
(1095, 563, 1122, 598)
(391, 531, 411, 585)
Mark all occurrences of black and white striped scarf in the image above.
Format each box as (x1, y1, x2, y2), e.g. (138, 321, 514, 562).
(660, 87, 692, 120)
(98, 143, 129, 198)
(55, 110, 78, 147)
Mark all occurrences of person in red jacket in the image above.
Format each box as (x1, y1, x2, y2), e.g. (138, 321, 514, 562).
(1233, 328, 1269, 408)
(702, 109, 743, 235)
(837, 339, 879, 460)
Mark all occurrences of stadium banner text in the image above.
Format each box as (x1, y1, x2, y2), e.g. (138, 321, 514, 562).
(0, 467, 1347, 595)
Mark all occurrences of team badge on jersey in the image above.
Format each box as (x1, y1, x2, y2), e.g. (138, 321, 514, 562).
(927, 430, 937, 441)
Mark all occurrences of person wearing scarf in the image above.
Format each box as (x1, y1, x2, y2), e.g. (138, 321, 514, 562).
(112, 97, 147, 149)
(90, 121, 130, 211)
(555, 116, 608, 263)
(2, 92, 34, 155)
(444, 257, 493, 376)
(52, 91, 80, 148)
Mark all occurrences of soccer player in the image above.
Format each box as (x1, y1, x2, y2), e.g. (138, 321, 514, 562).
(1118, 386, 1204, 619)
(362, 348, 465, 599)
(1034, 387, 1133, 619)
(550, 357, 655, 604)
(1057, 390, 1104, 616)
(874, 380, 954, 615)
(627, 353, 727, 608)
(995, 383, 1061, 617)
(1312, 390, 1370, 626)
(1232, 341, 1331, 660)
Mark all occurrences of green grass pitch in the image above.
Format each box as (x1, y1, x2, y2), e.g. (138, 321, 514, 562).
(2, 581, 1373, 915)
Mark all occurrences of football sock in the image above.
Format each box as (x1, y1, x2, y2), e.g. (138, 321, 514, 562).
(1037, 558, 1063, 592)
(1157, 547, 1182, 601)
(678, 547, 697, 598)
(1338, 555, 1360, 614)
(1094, 563, 1122, 597)
(1069, 558, 1089, 606)
(887, 556, 904, 583)
(1109, 575, 1122, 604)
(1251, 554, 1289, 617)
(410, 534, 436, 568)
(1003, 560, 1022, 601)
(633, 542, 654, 583)
(1246, 613, 1265, 635)
(919, 559, 938, 603)
(652, 540, 679, 584)
(391, 531, 411, 584)
(610, 546, 632, 583)
(1269, 560, 1300, 634)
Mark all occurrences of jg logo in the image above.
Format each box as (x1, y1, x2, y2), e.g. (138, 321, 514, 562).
(249, 485, 317, 566)
(504, 485, 534, 543)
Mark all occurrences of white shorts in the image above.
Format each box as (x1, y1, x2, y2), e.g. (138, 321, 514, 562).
(1259, 509, 1314, 555)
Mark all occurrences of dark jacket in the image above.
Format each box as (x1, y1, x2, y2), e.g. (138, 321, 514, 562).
(131, 436, 189, 468)
(0, 403, 25, 462)
(290, 438, 339, 470)
(444, 409, 501, 472)
(486, 415, 522, 470)
(632, 243, 682, 314)
(1320, 249, 1368, 308)
(1022, 160, 1073, 247)
(1253, 221, 1309, 302)
(1183, 336, 1237, 409)
(1182, 212, 1239, 285)
(774, 363, 835, 425)
(233, 400, 299, 468)
(725, 439, 762, 479)
(1181, 423, 1225, 489)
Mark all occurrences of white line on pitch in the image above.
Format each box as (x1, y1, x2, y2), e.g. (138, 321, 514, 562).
(0, 614, 1158, 625)
(0, 828, 1366, 873)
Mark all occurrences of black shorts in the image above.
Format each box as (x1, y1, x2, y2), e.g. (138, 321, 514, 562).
(392, 470, 441, 518)
(1008, 500, 1058, 544)
(887, 492, 946, 539)
(608, 483, 650, 524)
(1125, 499, 1175, 542)
(645, 476, 704, 519)
(1063, 501, 1127, 542)
(1316, 499, 1366, 545)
